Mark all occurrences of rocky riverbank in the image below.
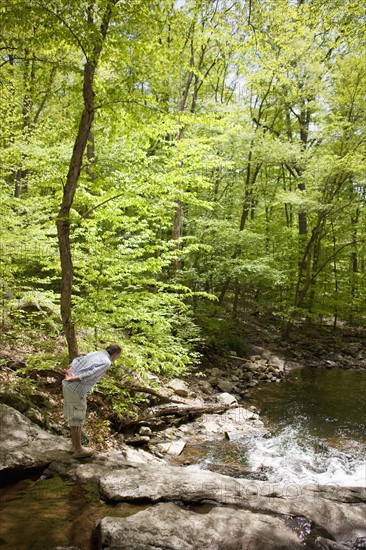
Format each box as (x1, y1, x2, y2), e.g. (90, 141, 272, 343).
(1, 325, 366, 549)
(1, 400, 365, 550)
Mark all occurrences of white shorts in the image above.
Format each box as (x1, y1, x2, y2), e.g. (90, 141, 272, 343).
(62, 386, 87, 427)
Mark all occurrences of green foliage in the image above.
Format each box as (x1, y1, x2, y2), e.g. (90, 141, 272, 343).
(1, 0, 366, 393)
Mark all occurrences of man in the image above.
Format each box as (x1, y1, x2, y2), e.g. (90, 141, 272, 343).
(62, 343, 122, 458)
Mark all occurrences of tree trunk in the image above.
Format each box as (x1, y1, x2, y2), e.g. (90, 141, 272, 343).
(56, 63, 95, 360)
(121, 401, 231, 428)
(14, 57, 34, 198)
(219, 140, 262, 306)
(56, 2, 115, 361)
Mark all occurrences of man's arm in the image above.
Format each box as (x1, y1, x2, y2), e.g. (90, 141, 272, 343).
(64, 368, 81, 381)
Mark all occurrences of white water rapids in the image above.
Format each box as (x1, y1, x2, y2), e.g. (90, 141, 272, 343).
(244, 425, 366, 487)
(197, 368, 366, 487)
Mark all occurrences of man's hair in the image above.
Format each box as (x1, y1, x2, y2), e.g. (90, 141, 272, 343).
(105, 343, 122, 356)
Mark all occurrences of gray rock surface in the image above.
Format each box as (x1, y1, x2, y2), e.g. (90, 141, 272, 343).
(94, 502, 304, 550)
(0, 404, 162, 482)
(0, 403, 70, 473)
(195, 406, 266, 437)
(216, 392, 238, 407)
(100, 463, 366, 545)
(167, 379, 190, 397)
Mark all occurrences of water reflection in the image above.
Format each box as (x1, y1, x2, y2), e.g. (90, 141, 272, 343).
(251, 368, 366, 445)
(0, 476, 148, 550)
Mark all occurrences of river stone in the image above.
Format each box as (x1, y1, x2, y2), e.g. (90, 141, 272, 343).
(268, 356, 285, 371)
(216, 392, 238, 407)
(216, 379, 236, 393)
(0, 403, 70, 475)
(151, 440, 186, 456)
(139, 426, 152, 436)
(99, 463, 366, 544)
(207, 368, 222, 383)
(94, 502, 304, 550)
(167, 379, 190, 397)
(196, 406, 265, 437)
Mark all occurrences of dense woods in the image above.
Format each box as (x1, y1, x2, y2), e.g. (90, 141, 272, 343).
(1, 0, 365, 379)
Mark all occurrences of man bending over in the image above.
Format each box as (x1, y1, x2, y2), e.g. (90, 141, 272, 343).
(62, 343, 121, 458)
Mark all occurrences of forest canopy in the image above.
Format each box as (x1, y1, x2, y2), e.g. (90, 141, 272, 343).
(1, 0, 365, 373)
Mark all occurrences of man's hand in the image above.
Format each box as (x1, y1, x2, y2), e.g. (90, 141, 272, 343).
(64, 368, 80, 381)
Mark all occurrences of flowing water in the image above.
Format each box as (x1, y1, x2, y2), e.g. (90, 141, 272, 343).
(0, 368, 365, 549)
(196, 368, 366, 487)
(0, 475, 148, 550)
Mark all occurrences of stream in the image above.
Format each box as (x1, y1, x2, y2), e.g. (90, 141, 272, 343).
(0, 475, 148, 549)
(0, 367, 365, 549)
(193, 367, 366, 487)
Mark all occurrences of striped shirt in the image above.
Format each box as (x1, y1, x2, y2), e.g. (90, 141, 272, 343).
(62, 350, 111, 398)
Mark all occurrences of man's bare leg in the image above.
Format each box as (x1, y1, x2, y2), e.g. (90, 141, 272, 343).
(70, 426, 82, 452)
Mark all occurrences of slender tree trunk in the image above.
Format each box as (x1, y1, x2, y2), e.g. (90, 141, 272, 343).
(56, 62, 96, 360)
(14, 57, 34, 197)
(349, 207, 360, 324)
(86, 130, 95, 184)
(56, 2, 115, 360)
(219, 139, 262, 306)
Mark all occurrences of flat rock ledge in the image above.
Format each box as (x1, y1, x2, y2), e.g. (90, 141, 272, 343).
(97, 463, 366, 550)
(94, 502, 304, 550)
(0, 403, 162, 484)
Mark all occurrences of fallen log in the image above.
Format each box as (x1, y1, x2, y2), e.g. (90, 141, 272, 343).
(120, 401, 231, 428)
(129, 384, 183, 404)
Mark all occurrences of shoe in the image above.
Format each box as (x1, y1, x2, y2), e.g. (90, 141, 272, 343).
(73, 448, 95, 458)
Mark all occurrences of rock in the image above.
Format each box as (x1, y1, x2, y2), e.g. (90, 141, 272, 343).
(314, 537, 352, 549)
(0, 405, 162, 485)
(24, 407, 45, 427)
(0, 403, 70, 477)
(209, 368, 222, 378)
(196, 406, 265, 437)
(150, 440, 186, 456)
(167, 378, 190, 397)
(0, 386, 30, 413)
(138, 426, 152, 436)
(94, 502, 304, 550)
(253, 359, 268, 370)
(216, 379, 235, 393)
(268, 355, 285, 371)
(45, 448, 163, 484)
(11, 291, 59, 316)
(196, 379, 214, 394)
(216, 392, 238, 407)
(99, 463, 366, 544)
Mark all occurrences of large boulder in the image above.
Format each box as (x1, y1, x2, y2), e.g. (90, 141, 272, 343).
(0, 404, 164, 485)
(0, 403, 70, 477)
(216, 392, 238, 407)
(94, 502, 304, 550)
(99, 463, 366, 546)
